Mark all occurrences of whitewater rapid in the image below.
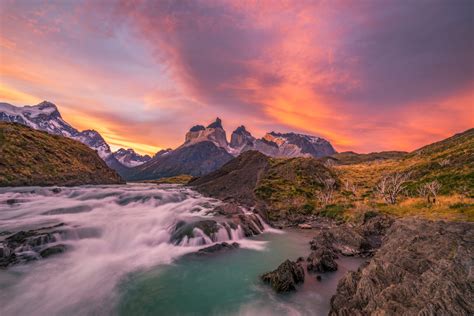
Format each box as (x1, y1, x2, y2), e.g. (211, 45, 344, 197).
(0, 184, 271, 315)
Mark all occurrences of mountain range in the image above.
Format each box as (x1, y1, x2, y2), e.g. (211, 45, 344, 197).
(0, 101, 336, 180)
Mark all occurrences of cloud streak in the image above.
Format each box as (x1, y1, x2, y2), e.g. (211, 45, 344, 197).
(0, 0, 472, 154)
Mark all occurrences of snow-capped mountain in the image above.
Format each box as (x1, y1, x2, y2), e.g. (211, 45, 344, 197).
(178, 118, 336, 158)
(258, 131, 336, 158)
(154, 148, 172, 158)
(113, 148, 151, 167)
(0, 101, 78, 138)
(0, 101, 112, 159)
(229, 126, 336, 158)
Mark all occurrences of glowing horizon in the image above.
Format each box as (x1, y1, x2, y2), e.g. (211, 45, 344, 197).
(1, 0, 473, 156)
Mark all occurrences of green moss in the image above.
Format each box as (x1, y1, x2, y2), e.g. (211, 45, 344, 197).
(318, 204, 345, 219)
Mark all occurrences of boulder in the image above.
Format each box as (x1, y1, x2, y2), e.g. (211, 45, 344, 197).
(307, 247, 338, 272)
(261, 259, 305, 292)
(170, 220, 219, 244)
(0, 223, 66, 268)
(40, 244, 67, 258)
(196, 242, 239, 255)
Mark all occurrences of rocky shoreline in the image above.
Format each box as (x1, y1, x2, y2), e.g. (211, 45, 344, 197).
(330, 219, 474, 315)
(259, 213, 473, 315)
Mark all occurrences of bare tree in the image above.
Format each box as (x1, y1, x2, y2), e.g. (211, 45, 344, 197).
(343, 179, 357, 196)
(438, 159, 450, 167)
(375, 172, 411, 204)
(417, 185, 429, 201)
(324, 159, 337, 168)
(425, 180, 441, 203)
(418, 181, 441, 203)
(459, 185, 470, 201)
(316, 177, 336, 206)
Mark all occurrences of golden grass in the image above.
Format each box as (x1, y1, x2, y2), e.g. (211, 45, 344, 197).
(142, 174, 193, 185)
(374, 195, 474, 222)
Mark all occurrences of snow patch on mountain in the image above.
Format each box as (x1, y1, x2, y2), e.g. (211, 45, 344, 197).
(0, 101, 112, 159)
(113, 148, 151, 167)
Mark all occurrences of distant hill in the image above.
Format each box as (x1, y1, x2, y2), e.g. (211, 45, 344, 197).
(128, 141, 234, 181)
(400, 128, 474, 194)
(337, 128, 474, 195)
(331, 151, 407, 165)
(0, 122, 123, 186)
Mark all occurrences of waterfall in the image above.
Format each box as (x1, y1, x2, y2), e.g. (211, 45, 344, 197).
(0, 184, 282, 315)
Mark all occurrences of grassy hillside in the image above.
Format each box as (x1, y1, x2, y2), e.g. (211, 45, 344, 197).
(192, 128, 474, 223)
(0, 122, 123, 186)
(336, 128, 474, 221)
(255, 157, 337, 221)
(191, 151, 338, 222)
(331, 151, 407, 165)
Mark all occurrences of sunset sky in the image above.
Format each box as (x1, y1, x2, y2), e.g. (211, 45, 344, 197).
(1, 0, 473, 155)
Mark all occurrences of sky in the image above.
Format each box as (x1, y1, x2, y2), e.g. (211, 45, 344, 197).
(0, 0, 473, 155)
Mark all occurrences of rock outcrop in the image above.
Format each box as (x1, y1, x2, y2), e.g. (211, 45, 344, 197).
(0, 223, 67, 268)
(329, 219, 474, 315)
(196, 242, 239, 255)
(261, 259, 305, 292)
(189, 150, 270, 206)
(183, 117, 229, 149)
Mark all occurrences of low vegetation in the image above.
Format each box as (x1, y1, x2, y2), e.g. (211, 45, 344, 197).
(0, 122, 123, 186)
(258, 128, 474, 222)
(142, 174, 193, 185)
(191, 128, 473, 223)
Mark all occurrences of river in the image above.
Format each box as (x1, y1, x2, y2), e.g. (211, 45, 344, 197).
(0, 184, 362, 315)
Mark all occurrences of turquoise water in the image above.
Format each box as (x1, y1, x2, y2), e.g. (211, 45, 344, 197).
(0, 185, 363, 316)
(118, 230, 363, 316)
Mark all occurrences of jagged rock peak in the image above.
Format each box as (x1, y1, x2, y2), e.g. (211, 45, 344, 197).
(37, 101, 58, 110)
(207, 117, 223, 129)
(234, 125, 249, 134)
(190, 125, 205, 132)
(113, 147, 151, 167)
(230, 125, 255, 150)
(154, 148, 172, 158)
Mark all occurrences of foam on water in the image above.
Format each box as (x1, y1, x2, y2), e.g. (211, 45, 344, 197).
(0, 184, 277, 315)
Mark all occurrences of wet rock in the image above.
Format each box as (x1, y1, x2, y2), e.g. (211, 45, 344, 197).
(329, 219, 474, 315)
(5, 199, 20, 205)
(170, 220, 219, 244)
(213, 203, 242, 216)
(309, 212, 393, 258)
(235, 214, 262, 237)
(261, 259, 305, 292)
(298, 223, 312, 229)
(40, 244, 67, 258)
(0, 223, 66, 268)
(51, 188, 62, 194)
(196, 242, 239, 255)
(307, 247, 338, 272)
